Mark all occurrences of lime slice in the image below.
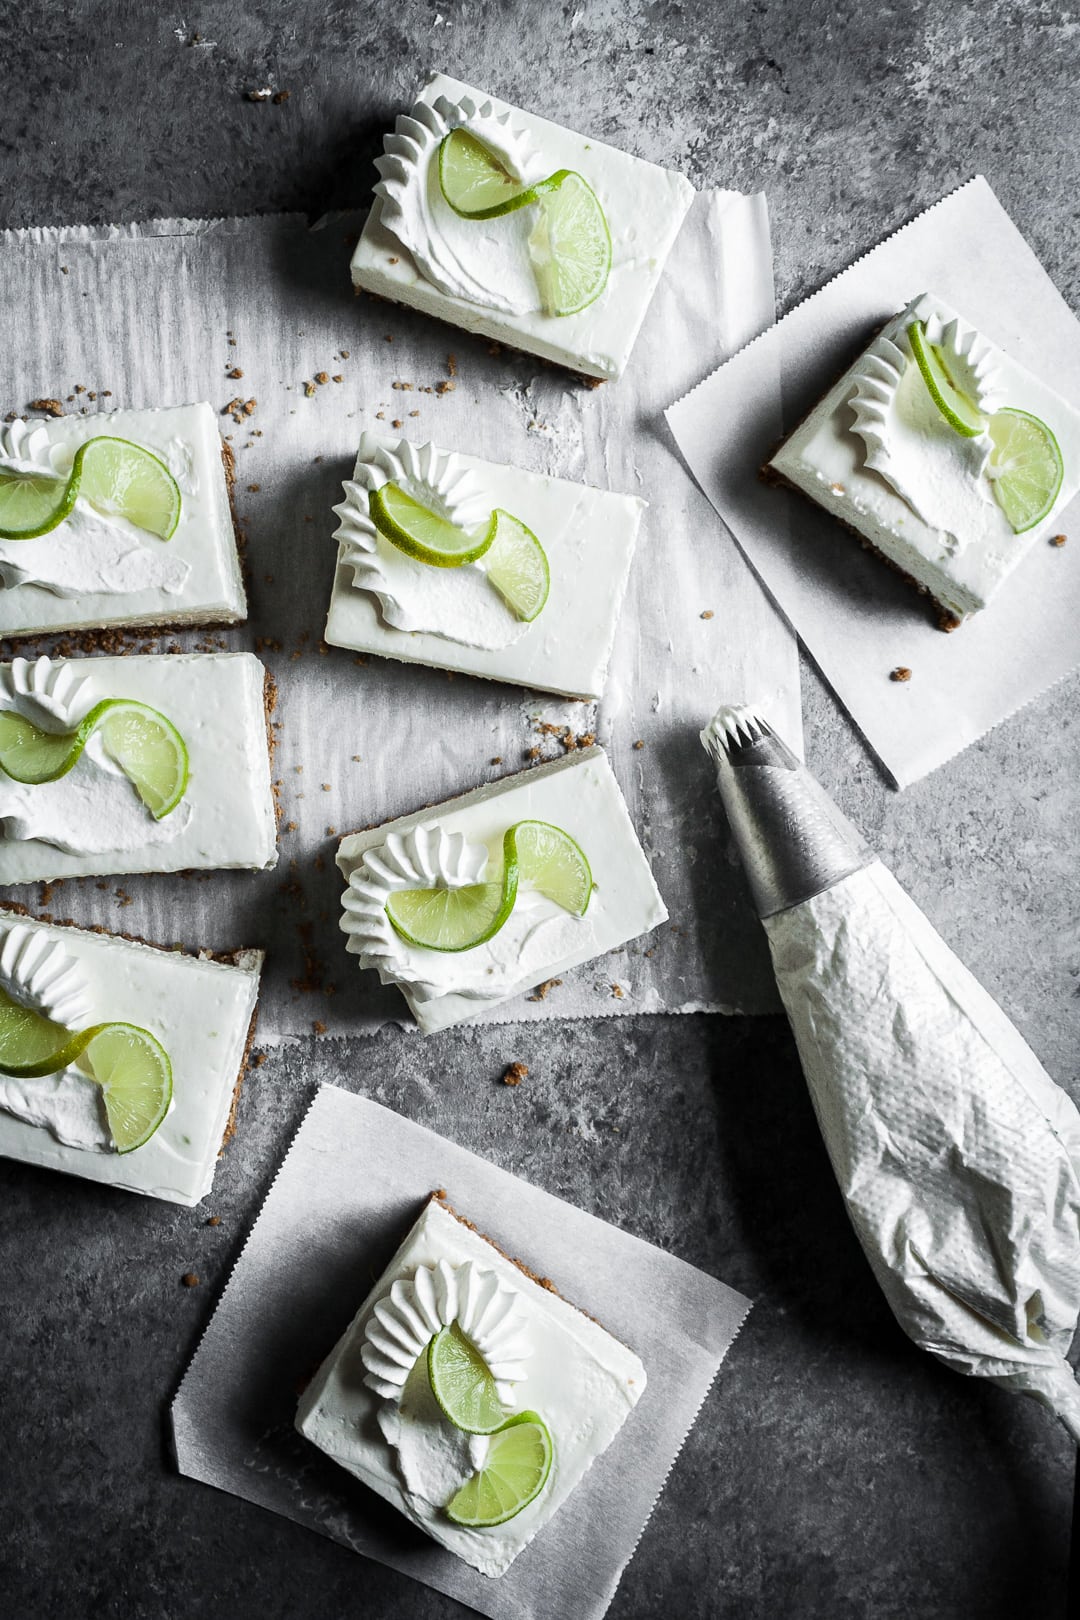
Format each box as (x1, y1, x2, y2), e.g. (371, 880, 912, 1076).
(0, 697, 189, 820)
(98, 701, 189, 819)
(484, 511, 550, 621)
(0, 988, 85, 1078)
(428, 1321, 507, 1434)
(82, 1022, 173, 1154)
(0, 464, 75, 540)
(514, 820, 593, 915)
(76, 437, 182, 540)
(370, 482, 497, 568)
(907, 320, 987, 437)
(986, 408, 1064, 533)
(386, 875, 515, 953)
(445, 1411, 554, 1527)
(438, 128, 535, 219)
(529, 172, 611, 317)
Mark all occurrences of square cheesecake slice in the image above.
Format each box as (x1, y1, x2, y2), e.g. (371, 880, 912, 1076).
(338, 746, 667, 1035)
(766, 291, 1080, 624)
(296, 1193, 646, 1578)
(324, 432, 644, 698)
(351, 72, 695, 382)
(0, 404, 247, 637)
(0, 908, 262, 1205)
(0, 652, 277, 884)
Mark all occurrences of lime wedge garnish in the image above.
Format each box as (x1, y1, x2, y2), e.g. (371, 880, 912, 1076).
(484, 511, 550, 621)
(370, 482, 497, 568)
(514, 820, 592, 914)
(428, 1321, 507, 1434)
(907, 320, 987, 438)
(82, 1022, 173, 1154)
(76, 437, 182, 539)
(438, 128, 536, 218)
(0, 988, 85, 1077)
(528, 172, 611, 317)
(98, 701, 189, 819)
(986, 407, 1064, 533)
(0, 464, 75, 540)
(0, 697, 189, 820)
(0, 988, 171, 1154)
(445, 1411, 554, 1527)
(0, 435, 180, 543)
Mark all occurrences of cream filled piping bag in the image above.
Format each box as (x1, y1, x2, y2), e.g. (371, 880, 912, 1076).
(702, 703, 1080, 1437)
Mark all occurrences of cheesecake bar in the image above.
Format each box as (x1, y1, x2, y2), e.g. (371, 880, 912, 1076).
(338, 746, 666, 1035)
(0, 908, 262, 1205)
(296, 1193, 646, 1578)
(324, 431, 644, 697)
(0, 652, 277, 883)
(767, 291, 1080, 623)
(351, 72, 695, 381)
(0, 404, 247, 637)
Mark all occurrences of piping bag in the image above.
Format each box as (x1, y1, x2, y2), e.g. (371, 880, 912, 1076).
(701, 703, 1080, 1436)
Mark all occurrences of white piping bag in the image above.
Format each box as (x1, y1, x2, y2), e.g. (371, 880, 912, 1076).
(702, 703, 1080, 1436)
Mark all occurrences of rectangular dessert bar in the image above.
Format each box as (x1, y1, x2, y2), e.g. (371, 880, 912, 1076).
(0, 651, 278, 884)
(0, 908, 262, 1205)
(296, 1194, 646, 1578)
(351, 72, 695, 381)
(0, 403, 247, 638)
(324, 430, 644, 698)
(767, 291, 1080, 622)
(337, 746, 667, 1035)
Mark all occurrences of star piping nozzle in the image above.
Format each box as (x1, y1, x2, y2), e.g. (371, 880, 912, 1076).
(699, 704, 875, 920)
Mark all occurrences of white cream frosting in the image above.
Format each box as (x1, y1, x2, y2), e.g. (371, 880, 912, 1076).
(362, 1257, 532, 1402)
(374, 94, 552, 315)
(0, 420, 191, 598)
(0, 922, 111, 1152)
(333, 436, 532, 650)
(0, 657, 192, 854)
(848, 299, 1012, 548)
(340, 820, 590, 1006)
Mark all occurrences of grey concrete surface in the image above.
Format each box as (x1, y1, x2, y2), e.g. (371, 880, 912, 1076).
(0, 2, 1078, 1617)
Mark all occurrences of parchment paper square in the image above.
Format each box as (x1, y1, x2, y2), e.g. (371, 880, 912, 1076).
(171, 1086, 751, 1620)
(667, 175, 1080, 788)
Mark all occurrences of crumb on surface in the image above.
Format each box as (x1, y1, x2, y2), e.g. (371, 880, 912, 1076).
(890, 666, 912, 682)
(527, 977, 562, 1002)
(435, 379, 455, 395)
(313, 1019, 327, 1035)
(612, 983, 624, 998)
(28, 398, 64, 417)
(490, 755, 502, 765)
(181, 1272, 200, 1288)
(503, 1061, 528, 1086)
(227, 366, 243, 379)
(273, 89, 290, 104)
(1051, 534, 1067, 547)
(700, 609, 714, 620)
(632, 738, 644, 750)
(206, 1215, 222, 1227)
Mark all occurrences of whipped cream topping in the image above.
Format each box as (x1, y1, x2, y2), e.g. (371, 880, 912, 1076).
(362, 1257, 532, 1402)
(0, 921, 111, 1152)
(0, 657, 192, 854)
(374, 94, 551, 315)
(0, 420, 191, 598)
(848, 296, 1012, 548)
(334, 435, 531, 650)
(341, 819, 591, 1006)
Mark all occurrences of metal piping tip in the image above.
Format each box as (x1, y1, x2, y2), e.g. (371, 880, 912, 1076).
(701, 701, 876, 919)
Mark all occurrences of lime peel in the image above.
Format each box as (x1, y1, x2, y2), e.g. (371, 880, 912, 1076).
(907, 320, 987, 438)
(385, 820, 591, 953)
(0, 697, 189, 819)
(0, 435, 181, 542)
(370, 481, 497, 568)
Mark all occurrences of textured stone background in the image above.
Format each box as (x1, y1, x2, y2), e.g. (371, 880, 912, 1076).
(1, 2, 1079, 1617)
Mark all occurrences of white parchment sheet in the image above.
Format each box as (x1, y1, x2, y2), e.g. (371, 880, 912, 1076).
(667, 176, 1080, 789)
(171, 1086, 752, 1620)
(0, 195, 798, 1037)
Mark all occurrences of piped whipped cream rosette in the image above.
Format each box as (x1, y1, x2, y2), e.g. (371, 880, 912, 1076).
(0, 919, 173, 1155)
(0, 421, 190, 597)
(0, 656, 191, 855)
(702, 701, 1080, 1438)
(333, 434, 548, 649)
